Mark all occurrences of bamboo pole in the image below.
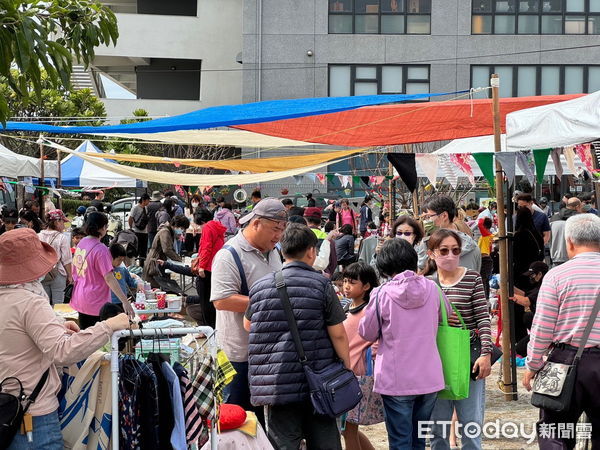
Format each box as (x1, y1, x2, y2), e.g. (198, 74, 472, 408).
(491, 74, 516, 401)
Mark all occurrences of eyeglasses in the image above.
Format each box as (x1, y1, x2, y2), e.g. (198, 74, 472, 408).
(395, 231, 414, 237)
(435, 247, 461, 256)
(423, 213, 439, 220)
(259, 217, 287, 232)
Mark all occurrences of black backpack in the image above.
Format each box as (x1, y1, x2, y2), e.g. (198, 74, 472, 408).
(133, 206, 149, 230)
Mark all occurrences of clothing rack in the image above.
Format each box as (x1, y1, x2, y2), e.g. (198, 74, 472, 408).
(109, 327, 218, 450)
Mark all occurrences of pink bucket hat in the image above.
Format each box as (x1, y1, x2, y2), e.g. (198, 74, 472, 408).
(0, 228, 58, 284)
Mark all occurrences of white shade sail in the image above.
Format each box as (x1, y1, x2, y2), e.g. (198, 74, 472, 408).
(506, 90, 600, 151)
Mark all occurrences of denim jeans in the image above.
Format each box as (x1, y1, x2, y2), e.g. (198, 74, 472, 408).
(430, 379, 486, 450)
(42, 273, 66, 305)
(7, 409, 63, 450)
(382, 392, 438, 450)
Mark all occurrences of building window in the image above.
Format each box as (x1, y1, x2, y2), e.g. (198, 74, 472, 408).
(472, 0, 600, 34)
(329, 0, 431, 34)
(329, 64, 430, 96)
(471, 64, 600, 98)
(136, 58, 201, 100)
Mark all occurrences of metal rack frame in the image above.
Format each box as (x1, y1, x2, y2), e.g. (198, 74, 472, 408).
(110, 327, 218, 450)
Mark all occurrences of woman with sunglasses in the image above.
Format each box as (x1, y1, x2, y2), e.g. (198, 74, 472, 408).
(390, 215, 424, 246)
(423, 229, 492, 450)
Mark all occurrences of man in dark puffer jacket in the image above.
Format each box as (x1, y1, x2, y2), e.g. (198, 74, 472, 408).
(244, 223, 350, 450)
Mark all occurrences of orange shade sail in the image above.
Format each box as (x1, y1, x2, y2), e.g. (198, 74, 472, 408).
(235, 94, 582, 147)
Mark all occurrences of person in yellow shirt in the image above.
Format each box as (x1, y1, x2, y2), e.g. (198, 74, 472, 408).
(477, 217, 495, 300)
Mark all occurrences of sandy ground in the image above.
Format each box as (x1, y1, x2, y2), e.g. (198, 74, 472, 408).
(360, 363, 539, 449)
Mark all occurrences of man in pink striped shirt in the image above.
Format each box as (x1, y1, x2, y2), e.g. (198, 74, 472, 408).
(523, 213, 600, 448)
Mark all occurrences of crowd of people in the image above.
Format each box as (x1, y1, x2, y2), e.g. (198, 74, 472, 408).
(1, 186, 600, 449)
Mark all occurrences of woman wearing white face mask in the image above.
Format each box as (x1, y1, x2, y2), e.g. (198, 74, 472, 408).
(143, 214, 190, 288)
(423, 229, 492, 450)
(184, 194, 203, 254)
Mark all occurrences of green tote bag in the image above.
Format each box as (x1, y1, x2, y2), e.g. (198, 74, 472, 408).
(436, 289, 471, 400)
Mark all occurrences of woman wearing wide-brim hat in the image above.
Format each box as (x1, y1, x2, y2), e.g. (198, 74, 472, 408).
(0, 228, 130, 450)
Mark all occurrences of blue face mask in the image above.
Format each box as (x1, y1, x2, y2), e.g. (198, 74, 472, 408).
(174, 228, 183, 236)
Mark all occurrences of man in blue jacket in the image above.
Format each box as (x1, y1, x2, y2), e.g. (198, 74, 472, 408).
(244, 223, 349, 449)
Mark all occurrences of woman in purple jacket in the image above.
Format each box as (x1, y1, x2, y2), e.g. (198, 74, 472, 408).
(359, 239, 451, 450)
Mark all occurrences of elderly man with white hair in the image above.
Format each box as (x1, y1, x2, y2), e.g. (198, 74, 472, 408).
(523, 213, 600, 449)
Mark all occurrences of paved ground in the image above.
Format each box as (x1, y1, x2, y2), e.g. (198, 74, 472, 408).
(361, 363, 539, 449)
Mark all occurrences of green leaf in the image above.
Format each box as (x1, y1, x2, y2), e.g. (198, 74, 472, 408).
(14, 28, 31, 71)
(0, 95, 9, 126)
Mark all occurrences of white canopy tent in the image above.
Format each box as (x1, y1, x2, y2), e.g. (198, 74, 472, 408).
(506, 90, 600, 151)
(0, 143, 58, 178)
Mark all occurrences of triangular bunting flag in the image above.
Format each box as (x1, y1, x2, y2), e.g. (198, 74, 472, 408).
(360, 176, 370, 186)
(307, 173, 317, 183)
(353, 175, 362, 186)
(342, 175, 352, 187)
(293, 175, 303, 185)
(317, 173, 326, 185)
(450, 154, 475, 185)
(551, 148, 563, 180)
(326, 174, 335, 183)
(439, 154, 459, 189)
(386, 153, 418, 192)
(533, 149, 552, 184)
(575, 144, 595, 176)
(415, 154, 439, 187)
(516, 151, 535, 186)
(563, 146, 578, 175)
(2, 178, 12, 193)
(495, 152, 517, 186)
(472, 153, 495, 188)
(337, 175, 345, 186)
(376, 176, 386, 185)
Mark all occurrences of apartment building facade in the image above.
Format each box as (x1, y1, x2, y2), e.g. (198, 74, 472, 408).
(90, 0, 243, 119)
(243, 0, 600, 102)
(241, 0, 600, 197)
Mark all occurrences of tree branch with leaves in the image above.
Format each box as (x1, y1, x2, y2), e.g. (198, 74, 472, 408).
(0, 0, 118, 124)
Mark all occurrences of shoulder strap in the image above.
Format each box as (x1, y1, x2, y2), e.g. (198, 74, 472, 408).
(224, 245, 249, 296)
(275, 271, 307, 364)
(574, 292, 600, 362)
(22, 368, 50, 413)
(374, 288, 382, 341)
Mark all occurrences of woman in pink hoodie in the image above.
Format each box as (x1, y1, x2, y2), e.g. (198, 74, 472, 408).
(359, 238, 451, 450)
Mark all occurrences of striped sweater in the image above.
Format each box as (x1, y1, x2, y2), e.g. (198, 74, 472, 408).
(439, 269, 492, 355)
(527, 252, 600, 371)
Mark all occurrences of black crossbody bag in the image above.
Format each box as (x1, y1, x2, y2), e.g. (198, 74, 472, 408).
(274, 271, 362, 418)
(0, 369, 50, 449)
(531, 292, 600, 412)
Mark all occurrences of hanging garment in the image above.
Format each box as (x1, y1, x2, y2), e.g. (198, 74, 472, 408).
(119, 355, 160, 450)
(173, 362, 203, 447)
(191, 356, 215, 447)
(58, 351, 112, 450)
(147, 353, 175, 450)
(215, 349, 236, 403)
(161, 362, 187, 450)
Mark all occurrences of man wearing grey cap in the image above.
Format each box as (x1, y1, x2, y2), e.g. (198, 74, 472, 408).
(210, 198, 287, 413)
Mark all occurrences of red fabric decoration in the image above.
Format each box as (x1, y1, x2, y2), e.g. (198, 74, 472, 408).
(219, 404, 247, 430)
